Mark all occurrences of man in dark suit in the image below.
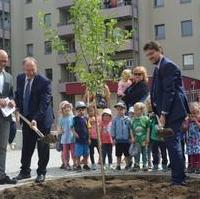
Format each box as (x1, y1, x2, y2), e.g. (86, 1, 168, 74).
(0, 50, 17, 185)
(144, 41, 190, 186)
(15, 57, 54, 183)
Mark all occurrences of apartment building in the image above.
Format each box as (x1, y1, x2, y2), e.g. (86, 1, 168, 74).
(0, 0, 11, 71)
(9, 0, 200, 112)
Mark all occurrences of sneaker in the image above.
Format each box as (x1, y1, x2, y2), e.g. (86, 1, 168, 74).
(162, 165, 168, 172)
(115, 165, 121, 171)
(152, 165, 159, 172)
(187, 168, 195, 174)
(143, 165, 148, 172)
(195, 169, 200, 174)
(91, 164, 97, 170)
(60, 163, 65, 169)
(83, 165, 90, 171)
(75, 165, 82, 172)
(65, 164, 71, 171)
(72, 164, 77, 171)
(129, 165, 140, 172)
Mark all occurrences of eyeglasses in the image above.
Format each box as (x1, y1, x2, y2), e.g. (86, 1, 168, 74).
(76, 108, 85, 111)
(134, 73, 143, 76)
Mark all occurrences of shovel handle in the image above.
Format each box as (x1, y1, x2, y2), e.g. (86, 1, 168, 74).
(18, 112, 45, 138)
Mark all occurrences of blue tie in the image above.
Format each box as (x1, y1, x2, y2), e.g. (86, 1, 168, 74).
(23, 79, 31, 116)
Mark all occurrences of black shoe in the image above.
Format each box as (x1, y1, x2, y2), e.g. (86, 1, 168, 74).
(0, 175, 17, 185)
(75, 165, 82, 172)
(83, 165, 90, 171)
(170, 182, 186, 187)
(115, 166, 121, 171)
(35, 174, 45, 183)
(15, 173, 31, 181)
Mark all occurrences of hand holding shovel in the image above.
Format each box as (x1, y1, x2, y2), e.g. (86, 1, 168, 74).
(156, 115, 174, 138)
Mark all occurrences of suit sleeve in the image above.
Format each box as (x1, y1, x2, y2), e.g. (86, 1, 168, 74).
(161, 63, 178, 115)
(9, 76, 14, 100)
(33, 79, 52, 122)
(14, 75, 21, 109)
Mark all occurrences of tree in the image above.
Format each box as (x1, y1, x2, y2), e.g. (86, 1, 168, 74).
(39, 0, 132, 194)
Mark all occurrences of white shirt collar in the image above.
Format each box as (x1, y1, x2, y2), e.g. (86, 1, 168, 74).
(156, 55, 164, 68)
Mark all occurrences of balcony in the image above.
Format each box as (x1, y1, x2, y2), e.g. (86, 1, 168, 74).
(57, 23, 74, 36)
(118, 38, 138, 52)
(0, 1, 10, 12)
(56, 52, 76, 65)
(0, 28, 10, 39)
(55, 0, 73, 9)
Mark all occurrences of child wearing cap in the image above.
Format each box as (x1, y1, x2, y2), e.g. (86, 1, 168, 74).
(130, 102, 150, 172)
(112, 102, 131, 170)
(58, 101, 75, 170)
(101, 108, 113, 170)
(128, 107, 135, 119)
(71, 101, 90, 171)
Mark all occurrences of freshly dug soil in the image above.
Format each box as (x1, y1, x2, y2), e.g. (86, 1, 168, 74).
(0, 175, 200, 199)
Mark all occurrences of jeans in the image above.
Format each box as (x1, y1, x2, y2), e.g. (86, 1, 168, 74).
(135, 145, 148, 167)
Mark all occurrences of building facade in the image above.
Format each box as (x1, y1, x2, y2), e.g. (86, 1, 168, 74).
(9, 0, 200, 115)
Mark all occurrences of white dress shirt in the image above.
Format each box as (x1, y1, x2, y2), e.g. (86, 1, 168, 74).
(0, 70, 4, 94)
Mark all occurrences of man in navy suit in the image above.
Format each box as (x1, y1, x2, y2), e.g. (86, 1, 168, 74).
(144, 41, 190, 186)
(15, 57, 54, 183)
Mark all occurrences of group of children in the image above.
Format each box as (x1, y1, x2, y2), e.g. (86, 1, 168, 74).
(57, 88, 200, 174)
(56, 93, 171, 173)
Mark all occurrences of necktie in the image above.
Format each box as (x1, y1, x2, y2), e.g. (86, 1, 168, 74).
(152, 67, 159, 102)
(23, 79, 31, 116)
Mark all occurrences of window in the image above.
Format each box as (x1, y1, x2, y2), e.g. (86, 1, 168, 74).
(44, 13, 51, 27)
(180, 0, 191, 3)
(45, 68, 53, 80)
(26, 43, 33, 56)
(155, 24, 165, 40)
(44, 41, 52, 55)
(154, 0, 164, 7)
(25, 17, 33, 30)
(183, 54, 194, 70)
(26, 0, 32, 3)
(181, 20, 193, 36)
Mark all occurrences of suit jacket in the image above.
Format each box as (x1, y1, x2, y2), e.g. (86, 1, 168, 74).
(15, 73, 54, 130)
(0, 70, 13, 120)
(151, 57, 190, 125)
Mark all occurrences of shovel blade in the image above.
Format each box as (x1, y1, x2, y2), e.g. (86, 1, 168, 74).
(38, 134, 58, 144)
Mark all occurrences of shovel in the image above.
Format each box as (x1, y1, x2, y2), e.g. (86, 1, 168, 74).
(156, 115, 174, 138)
(18, 112, 58, 144)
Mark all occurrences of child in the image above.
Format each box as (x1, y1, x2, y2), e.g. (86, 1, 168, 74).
(71, 101, 90, 171)
(186, 102, 200, 174)
(128, 107, 135, 119)
(87, 105, 100, 170)
(130, 102, 150, 171)
(117, 69, 132, 99)
(146, 99, 168, 172)
(58, 101, 75, 170)
(101, 108, 113, 169)
(112, 102, 131, 170)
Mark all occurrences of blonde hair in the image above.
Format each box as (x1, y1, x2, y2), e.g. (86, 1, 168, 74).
(134, 102, 146, 114)
(133, 66, 148, 83)
(121, 69, 132, 80)
(189, 102, 200, 112)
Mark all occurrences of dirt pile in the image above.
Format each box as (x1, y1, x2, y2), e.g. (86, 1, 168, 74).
(0, 175, 200, 199)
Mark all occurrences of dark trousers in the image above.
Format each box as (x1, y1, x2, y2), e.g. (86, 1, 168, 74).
(181, 139, 186, 167)
(165, 121, 185, 184)
(89, 139, 99, 164)
(20, 123, 50, 175)
(102, 144, 112, 164)
(152, 140, 168, 166)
